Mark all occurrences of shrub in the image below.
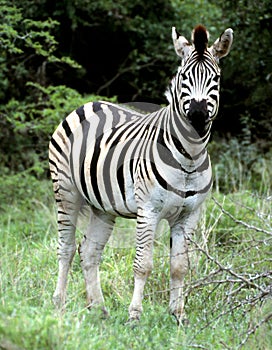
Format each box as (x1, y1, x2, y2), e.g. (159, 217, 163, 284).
(1, 83, 116, 175)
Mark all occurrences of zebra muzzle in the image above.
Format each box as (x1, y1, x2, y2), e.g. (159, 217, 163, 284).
(187, 99, 210, 135)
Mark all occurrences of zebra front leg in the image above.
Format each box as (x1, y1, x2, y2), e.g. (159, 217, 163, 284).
(169, 210, 201, 324)
(79, 209, 115, 316)
(128, 213, 157, 322)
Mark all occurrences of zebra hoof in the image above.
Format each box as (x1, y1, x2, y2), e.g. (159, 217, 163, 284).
(125, 316, 140, 328)
(172, 313, 189, 327)
(125, 308, 141, 327)
(87, 303, 109, 319)
(52, 294, 65, 310)
(100, 306, 110, 319)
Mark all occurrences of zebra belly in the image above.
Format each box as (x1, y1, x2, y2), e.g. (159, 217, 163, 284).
(73, 150, 138, 217)
(72, 146, 212, 221)
(150, 186, 211, 225)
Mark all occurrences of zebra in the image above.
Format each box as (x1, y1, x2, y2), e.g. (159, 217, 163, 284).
(49, 24, 233, 324)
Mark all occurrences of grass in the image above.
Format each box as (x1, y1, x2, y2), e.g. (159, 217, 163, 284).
(0, 161, 272, 349)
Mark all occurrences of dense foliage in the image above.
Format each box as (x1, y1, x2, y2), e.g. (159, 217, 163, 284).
(213, 0, 272, 140)
(0, 0, 271, 175)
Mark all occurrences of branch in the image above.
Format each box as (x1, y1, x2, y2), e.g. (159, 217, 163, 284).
(238, 312, 272, 349)
(187, 236, 268, 294)
(96, 58, 157, 95)
(212, 196, 272, 236)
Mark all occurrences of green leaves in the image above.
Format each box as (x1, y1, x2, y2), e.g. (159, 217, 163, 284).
(0, 2, 23, 54)
(1, 82, 116, 174)
(0, 3, 58, 56)
(0, 0, 81, 104)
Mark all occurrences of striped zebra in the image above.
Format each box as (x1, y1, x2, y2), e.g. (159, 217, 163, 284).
(49, 25, 233, 323)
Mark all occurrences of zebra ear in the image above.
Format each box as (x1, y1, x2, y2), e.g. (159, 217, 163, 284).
(210, 28, 233, 60)
(172, 27, 191, 59)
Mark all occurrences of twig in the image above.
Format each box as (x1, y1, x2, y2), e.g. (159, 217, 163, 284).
(212, 196, 272, 236)
(238, 312, 272, 349)
(97, 58, 157, 95)
(188, 236, 267, 294)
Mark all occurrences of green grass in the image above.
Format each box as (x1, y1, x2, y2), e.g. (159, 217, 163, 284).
(0, 177, 271, 349)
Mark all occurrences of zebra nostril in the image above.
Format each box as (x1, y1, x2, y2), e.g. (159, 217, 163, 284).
(188, 99, 208, 120)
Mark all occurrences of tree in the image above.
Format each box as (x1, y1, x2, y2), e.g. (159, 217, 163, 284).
(211, 0, 272, 142)
(6, 0, 223, 103)
(0, 0, 80, 103)
(0, 0, 83, 174)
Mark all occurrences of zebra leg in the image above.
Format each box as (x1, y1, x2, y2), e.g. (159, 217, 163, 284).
(169, 224, 189, 324)
(128, 213, 157, 322)
(169, 209, 201, 324)
(53, 188, 81, 309)
(79, 208, 115, 316)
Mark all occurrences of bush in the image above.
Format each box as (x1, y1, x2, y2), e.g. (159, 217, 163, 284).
(209, 134, 272, 194)
(1, 83, 116, 175)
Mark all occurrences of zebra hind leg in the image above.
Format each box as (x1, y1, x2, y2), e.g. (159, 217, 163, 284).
(169, 226, 189, 325)
(79, 208, 115, 317)
(53, 187, 81, 309)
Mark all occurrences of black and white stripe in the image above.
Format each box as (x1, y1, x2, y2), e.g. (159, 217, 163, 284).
(49, 25, 233, 323)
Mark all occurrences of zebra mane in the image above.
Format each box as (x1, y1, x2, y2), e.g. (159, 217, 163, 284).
(192, 25, 209, 57)
(165, 67, 180, 104)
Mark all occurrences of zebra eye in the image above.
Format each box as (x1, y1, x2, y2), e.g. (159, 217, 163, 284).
(181, 73, 186, 80)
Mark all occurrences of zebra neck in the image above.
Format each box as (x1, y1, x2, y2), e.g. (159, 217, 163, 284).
(167, 105, 211, 161)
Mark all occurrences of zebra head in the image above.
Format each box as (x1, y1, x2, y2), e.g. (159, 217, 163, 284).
(168, 25, 233, 136)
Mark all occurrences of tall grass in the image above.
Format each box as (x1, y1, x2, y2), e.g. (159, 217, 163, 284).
(0, 141, 271, 349)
